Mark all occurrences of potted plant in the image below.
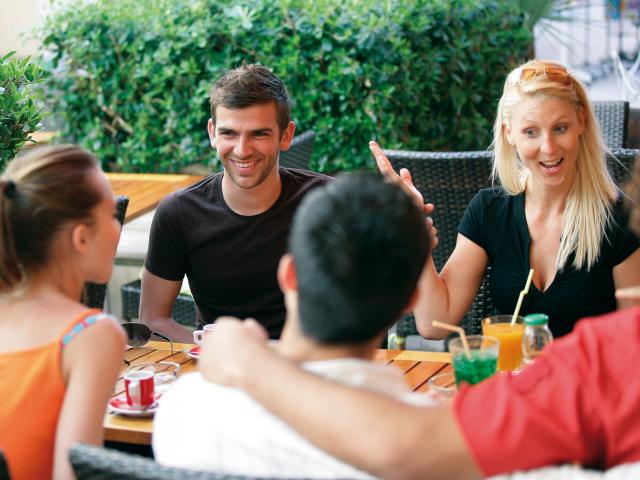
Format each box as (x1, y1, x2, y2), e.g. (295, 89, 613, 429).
(0, 51, 45, 169)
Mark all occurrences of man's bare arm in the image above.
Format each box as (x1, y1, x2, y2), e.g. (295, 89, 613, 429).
(200, 318, 481, 480)
(140, 268, 194, 343)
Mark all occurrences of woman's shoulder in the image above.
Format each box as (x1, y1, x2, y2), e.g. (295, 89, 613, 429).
(49, 300, 114, 330)
(65, 310, 124, 342)
(57, 305, 125, 352)
(611, 192, 631, 214)
(608, 193, 635, 231)
(468, 187, 517, 211)
(475, 186, 511, 198)
(61, 309, 125, 375)
(602, 193, 640, 250)
(0, 302, 124, 361)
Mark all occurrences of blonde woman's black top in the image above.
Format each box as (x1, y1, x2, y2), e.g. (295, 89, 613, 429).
(459, 187, 640, 337)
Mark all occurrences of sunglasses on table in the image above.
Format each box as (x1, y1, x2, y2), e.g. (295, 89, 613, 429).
(121, 323, 174, 365)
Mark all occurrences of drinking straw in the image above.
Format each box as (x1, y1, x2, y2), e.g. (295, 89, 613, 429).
(511, 268, 534, 326)
(432, 321, 470, 359)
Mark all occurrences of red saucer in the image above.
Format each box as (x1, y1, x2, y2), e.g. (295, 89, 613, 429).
(109, 393, 159, 417)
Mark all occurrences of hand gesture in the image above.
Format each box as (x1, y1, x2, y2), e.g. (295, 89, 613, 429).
(199, 317, 269, 387)
(369, 140, 439, 250)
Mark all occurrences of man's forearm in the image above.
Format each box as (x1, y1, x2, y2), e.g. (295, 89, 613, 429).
(143, 316, 194, 343)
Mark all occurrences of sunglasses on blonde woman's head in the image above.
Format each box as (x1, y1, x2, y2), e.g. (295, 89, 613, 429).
(517, 66, 572, 86)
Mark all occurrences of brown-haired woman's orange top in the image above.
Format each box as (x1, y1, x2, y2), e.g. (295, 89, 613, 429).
(0, 309, 108, 480)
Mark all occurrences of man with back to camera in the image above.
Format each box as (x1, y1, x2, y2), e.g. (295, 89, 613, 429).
(140, 64, 330, 343)
(152, 173, 435, 477)
(194, 172, 640, 478)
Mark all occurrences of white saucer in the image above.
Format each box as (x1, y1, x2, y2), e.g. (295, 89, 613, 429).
(109, 393, 159, 417)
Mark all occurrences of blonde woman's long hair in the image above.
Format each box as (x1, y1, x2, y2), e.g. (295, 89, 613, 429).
(492, 59, 617, 271)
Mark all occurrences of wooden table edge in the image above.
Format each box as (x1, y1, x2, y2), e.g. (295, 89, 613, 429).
(104, 343, 451, 445)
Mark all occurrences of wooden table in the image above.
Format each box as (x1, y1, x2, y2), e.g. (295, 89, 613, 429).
(107, 173, 204, 223)
(104, 341, 452, 446)
(25, 136, 203, 223)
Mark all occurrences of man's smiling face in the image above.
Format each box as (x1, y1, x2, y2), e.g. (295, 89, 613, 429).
(209, 102, 293, 191)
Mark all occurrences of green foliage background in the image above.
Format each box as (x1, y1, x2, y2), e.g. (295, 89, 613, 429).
(0, 52, 44, 169)
(38, 0, 531, 173)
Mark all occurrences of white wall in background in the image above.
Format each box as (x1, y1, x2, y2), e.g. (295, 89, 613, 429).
(0, 0, 50, 57)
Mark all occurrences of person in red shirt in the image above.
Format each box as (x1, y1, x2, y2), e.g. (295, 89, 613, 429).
(457, 307, 640, 475)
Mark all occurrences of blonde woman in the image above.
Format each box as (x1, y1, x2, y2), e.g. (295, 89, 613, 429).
(0, 146, 126, 480)
(372, 59, 640, 337)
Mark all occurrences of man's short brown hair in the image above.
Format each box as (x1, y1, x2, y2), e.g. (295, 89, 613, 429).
(209, 64, 291, 134)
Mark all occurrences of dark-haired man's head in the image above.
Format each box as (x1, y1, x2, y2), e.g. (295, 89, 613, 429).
(279, 173, 429, 351)
(206, 64, 295, 197)
(209, 64, 291, 135)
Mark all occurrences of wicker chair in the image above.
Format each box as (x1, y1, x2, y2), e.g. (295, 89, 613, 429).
(593, 101, 629, 149)
(383, 150, 494, 343)
(121, 279, 196, 327)
(81, 195, 129, 309)
(0, 449, 10, 480)
(279, 130, 315, 170)
(69, 444, 291, 480)
(608, 148, 640, 186)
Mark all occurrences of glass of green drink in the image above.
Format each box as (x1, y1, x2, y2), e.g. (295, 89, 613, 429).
(449, 335, 499, 386)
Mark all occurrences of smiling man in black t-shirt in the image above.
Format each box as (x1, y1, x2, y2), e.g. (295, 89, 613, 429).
(141, 65, 330, 342)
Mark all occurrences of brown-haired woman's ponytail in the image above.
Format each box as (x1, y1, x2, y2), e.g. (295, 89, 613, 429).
(0, 145, 102, 295)
(0, 179, 24, 293)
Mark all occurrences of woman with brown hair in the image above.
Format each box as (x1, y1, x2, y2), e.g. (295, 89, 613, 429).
(0, 145, 125, 479)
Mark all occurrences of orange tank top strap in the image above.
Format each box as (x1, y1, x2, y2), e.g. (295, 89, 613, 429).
(59, 309, 116, 348)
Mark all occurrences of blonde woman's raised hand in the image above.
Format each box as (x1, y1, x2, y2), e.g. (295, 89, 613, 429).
(369, 141, 429, 211)
(369, 140, 438, 250)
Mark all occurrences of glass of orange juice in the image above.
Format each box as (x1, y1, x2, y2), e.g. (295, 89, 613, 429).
(482, 315, 525, 372)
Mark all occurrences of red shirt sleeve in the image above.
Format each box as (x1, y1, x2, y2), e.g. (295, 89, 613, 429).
(451, 308, 640, 476)
(454, 324, 600, 476)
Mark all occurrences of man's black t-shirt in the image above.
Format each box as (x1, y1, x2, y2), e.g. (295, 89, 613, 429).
(145, 167, 330, 338)
(458, 188, 639, 337)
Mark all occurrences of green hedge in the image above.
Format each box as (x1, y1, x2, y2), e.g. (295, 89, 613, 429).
(38, 0, 530, 173)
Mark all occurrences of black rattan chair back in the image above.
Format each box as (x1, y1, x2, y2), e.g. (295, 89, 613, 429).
(608, 148, 640, 187)
(593, 101, 629, 149)
(385, 150, 494, 270)
(0, 449, 10, 480)
(121, 279, 196, 326)
(81, 195, 129, 309)
(279, 130, 315, 170)
(384, 150, 494, 337)
(69, 444, 292, 480)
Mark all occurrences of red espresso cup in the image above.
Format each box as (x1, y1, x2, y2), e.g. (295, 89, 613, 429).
(124, 370, 155, 408)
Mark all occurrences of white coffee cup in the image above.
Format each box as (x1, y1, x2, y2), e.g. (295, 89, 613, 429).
(193, 323, 216, 345)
